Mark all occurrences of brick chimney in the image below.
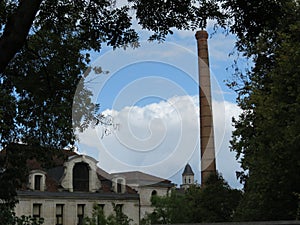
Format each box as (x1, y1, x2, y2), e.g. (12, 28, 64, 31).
(195, 30, 216, 185)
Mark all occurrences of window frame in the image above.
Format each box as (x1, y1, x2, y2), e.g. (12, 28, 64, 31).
(32, 203, 42, 218)
(34, 175, 42, 191)
(56, 204, 64, 225)
(77, 204, 85, 225)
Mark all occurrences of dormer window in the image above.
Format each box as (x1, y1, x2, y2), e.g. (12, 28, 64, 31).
(117, 180, 122, 193)
(60, 155, 101, 193)
(29, 170, 46, 191)
(34, 175, 42, 190)
(73, 162, 89, 192)
(112, 176, 126, 193)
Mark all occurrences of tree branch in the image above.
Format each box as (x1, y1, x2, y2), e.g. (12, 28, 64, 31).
(0, 0, 42, 73)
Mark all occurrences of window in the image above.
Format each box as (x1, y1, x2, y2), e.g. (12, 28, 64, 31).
(33, 204, 41, 218)
(98, 204, 105, 211)
(115, 204, 123, 214)
(56, 204, 64, 225)
(77, 204, 85, 225)
(34, 175, 42, 190)
(114, 204, 123, 222)
(151, 190, 157, 196)
(97, 204, 105, 225)
(112, 177, 126, 193)
(73, 163, 89, 192)
(115, 178, 126, 193)
(117, 179, 122, 193)
(188, 178, 191, 184)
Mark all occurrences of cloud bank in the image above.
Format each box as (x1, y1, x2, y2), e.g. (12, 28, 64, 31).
(77, 95, 242, 188)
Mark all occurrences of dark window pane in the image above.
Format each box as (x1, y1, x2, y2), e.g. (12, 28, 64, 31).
(34, 175, 42, 190)
(73, 163, 89, 192)
(117, 183, 122, 193)
(77, 204, 85, 225)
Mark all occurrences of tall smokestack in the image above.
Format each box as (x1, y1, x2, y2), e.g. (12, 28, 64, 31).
(195, 30, 216, 185)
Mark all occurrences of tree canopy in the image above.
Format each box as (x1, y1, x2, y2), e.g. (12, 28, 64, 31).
(0, 0, 225, 217)
(1, 0, 300, 222)
(227, 0, 300, 220)
(84, 203, 133, 225)
(0, 0, 225, 149)
(143, 173, 242, 224)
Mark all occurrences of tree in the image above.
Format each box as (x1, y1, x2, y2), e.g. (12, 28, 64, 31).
(0, 0, 43, 74)
(0, 0, 226, 73)
(0, 0, 227, 147)
(0, 143, 72, 222)
(0, 205, 44, 225)
(0, 0, 225, 214)
(144, 189, 189, 224)
(143, 173, 242, 224)
(226, 0, 300, 221)
(0, 0, 139, 148)
(83, 203, 132, 225)
(185, 173, 242, 223)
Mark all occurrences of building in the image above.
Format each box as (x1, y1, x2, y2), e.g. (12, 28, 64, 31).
(180, 164, 195, 190)
(11, 148, 173, 225)
(112, 171, 174, 218)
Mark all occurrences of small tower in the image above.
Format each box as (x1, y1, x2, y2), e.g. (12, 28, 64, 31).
(180, 164, 194, 189)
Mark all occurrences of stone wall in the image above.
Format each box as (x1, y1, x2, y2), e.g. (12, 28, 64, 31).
(15, 194, 140, 225)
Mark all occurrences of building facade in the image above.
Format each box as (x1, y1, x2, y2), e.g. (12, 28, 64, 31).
(112, 171, 174, 218)
(14, 150, 173, 225)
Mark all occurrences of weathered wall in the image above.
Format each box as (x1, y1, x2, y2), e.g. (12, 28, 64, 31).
(133, 186, 169, 219)
(15, 196, 140, 225)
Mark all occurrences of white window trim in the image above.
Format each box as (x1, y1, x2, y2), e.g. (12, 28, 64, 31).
(28, 170, 46, 191)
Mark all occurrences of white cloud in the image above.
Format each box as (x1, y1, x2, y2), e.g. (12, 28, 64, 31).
(77, 95, 242, 188)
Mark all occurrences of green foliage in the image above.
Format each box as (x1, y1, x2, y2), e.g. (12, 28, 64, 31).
(2, 0, 299, 222)
(83, 203, 133, 225)
(83, 204, 106, 225)
(143, 173, 242, 224)
(0, 206, 44, 225)
(130, 0, 226, 40)
(0, 0, 225, 212)
(144, 190, 188, 224)
(0, 0, 226, 149)
(0, 143, 71, 217)
(227, 0, 300, 221)
(189, 173, 242, 222)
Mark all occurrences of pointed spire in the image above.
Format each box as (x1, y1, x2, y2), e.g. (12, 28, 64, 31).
(182, 164, 194, 176)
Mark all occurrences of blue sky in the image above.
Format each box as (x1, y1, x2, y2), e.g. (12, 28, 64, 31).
(74, 23, 250, 189)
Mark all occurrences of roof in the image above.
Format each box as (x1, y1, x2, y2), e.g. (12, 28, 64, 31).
(1, 144, 137, 194)
(2, 144, 173, 194)
(182, 164, 194, 176)
(17, 191, 139, 200)
(112, 171, 174, 187)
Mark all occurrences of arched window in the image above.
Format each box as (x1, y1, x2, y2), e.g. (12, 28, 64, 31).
(117, 179, 122, 193)
(112, 176, 126, 193)
(29, 170, 46, 191)
(73, 162, 89, 192)
(34, 175, 42, 190)
(151, 190, 157, 196)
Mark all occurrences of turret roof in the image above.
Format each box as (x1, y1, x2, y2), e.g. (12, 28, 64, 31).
(182, 164, 194, 176)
